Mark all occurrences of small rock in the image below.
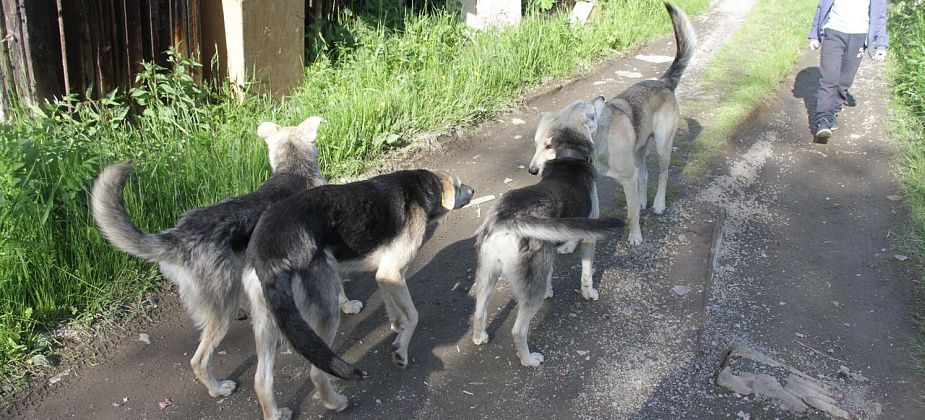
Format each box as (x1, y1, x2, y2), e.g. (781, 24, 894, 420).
(894, 254, 909, 262)
(576, 350, 589, 356)
(217, 351, 227, 355)
(504, 178, 513, 184)
(29, 354, 52, 368)
(511, 118, 526, 125)
(47, 369, 70, 385)
(138, 333, 151, 344)
(886, 195, 902, 201)
(671, 285, 691, 296)
(795, 333, 806, 338)
(677, 233, 687, 241)
(616, 70, 643, 78)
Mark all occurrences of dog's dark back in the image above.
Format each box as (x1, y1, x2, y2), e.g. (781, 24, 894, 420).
(168, 172, 315, 254)
(494, 158, 595, 224)
(250, 170, 443, 262)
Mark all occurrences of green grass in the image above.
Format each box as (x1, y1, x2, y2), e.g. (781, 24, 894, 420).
(0, 0, 710, 393)
(886, 0, 925, 370)
(681, 0, 816, 180)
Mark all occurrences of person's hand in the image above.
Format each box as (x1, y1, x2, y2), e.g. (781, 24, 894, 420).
(875, 49, 887, 61)
(809, 39, 821, 50)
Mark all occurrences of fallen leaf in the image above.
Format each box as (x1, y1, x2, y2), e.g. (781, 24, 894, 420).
(158, 398, 174, 410)
(894, 254, 909, 262)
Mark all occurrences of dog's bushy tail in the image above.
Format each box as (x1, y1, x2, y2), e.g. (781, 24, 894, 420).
(660, 2, 698, 91)
(91, 161, 175, 262)
(503, 216, 624, 243)
(257, 253, 367, 381)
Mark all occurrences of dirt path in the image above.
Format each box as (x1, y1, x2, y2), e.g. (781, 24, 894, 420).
(8, 2, 925, 419)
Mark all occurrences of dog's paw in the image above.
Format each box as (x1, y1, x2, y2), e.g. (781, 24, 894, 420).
(323, 393, 349, 412)
(557, 241, 578, 255)
(472, 330, 489, 345)
(520, 352, 545, 367)
(209, 379, 237, 397)
(544, 287, 554, 299)
(581, 287, 599, 301)
(390, 321, 402, 333)
(340, 299, 364, 314)
(391, 349, 410, 368)
(628, 232, 643, 246)
(653, 202, 666, 215)
(271, 407, 293, 420)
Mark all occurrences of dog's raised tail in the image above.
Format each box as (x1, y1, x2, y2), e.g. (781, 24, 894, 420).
(91, 161, 174, 262)
(257, 255, 367, 381)
(505, 216, 624, 242)
(660, 2, 698, 91)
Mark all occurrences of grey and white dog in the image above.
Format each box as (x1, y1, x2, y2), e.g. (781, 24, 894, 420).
(587, 2, 696, 245)
(90, 117, 358, 399)
(471, 101, 624, 367)
(242, 169, 473, 419)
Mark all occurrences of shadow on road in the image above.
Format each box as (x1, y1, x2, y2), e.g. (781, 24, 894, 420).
(793, 67, 821, 135)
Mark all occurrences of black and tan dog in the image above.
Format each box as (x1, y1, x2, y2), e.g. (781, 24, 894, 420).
(242, 169, 473, 419)
(471, 100, 624, 367)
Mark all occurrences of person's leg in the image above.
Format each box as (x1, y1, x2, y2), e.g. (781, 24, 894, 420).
(814, 30, 849, 141)
(837, 33, 867, 111)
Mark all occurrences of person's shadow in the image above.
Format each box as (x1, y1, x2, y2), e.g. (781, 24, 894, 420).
(793, 67, 821, 135)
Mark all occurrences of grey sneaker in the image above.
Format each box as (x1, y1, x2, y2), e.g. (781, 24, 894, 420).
(814, 117, 834, 144)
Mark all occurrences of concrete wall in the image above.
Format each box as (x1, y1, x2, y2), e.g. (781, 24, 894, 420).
(458, 0, 521, 30)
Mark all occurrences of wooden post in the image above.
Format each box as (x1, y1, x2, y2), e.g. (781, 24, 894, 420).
(218, 0, 304, 98)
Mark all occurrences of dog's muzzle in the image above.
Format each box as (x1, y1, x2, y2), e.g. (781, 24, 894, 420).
(455, 184, 475, 209)
(528, 166, 539, 175)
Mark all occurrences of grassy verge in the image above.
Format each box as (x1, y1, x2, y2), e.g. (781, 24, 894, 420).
(0, 0, 710, 394)
(681, 0, 816, 179)
(886, 0, 925, 369)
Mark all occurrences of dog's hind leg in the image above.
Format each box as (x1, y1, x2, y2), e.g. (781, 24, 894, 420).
(652, 111, 678, 215)
(622, 170, 644, 245)
(190, 310, 237, 397)
(637, 143, 650, 210)
(295, 271, 349, 412)
(471, 240, 502, 345)
(556, 240, 579, 255)
(509, 247, 552, 367)
(245, 269, 291, 420)
(338, 287, 364, 315)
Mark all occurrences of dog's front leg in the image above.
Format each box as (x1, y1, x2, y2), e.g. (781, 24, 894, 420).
(376, 265, 418, 368)
(580, 183, 600, 300)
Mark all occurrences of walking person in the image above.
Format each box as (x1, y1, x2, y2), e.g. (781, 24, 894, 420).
(808, 0, 888, 144)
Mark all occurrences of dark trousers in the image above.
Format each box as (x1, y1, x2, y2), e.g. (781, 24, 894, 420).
(814, 29, 867, 127)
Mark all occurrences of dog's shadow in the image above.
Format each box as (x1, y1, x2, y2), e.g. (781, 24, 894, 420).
(793, 67, 822, 135)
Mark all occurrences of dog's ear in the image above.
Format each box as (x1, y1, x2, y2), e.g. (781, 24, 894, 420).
(592, 96, 606, 117)
(297, 116, 325, 142)
(257, 122, 281, 139)
(433, 171, 458, 210)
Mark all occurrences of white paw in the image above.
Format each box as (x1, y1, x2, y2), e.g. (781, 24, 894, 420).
(272, 407, 293, 420)
(653, 202, 666, 215)
(340, 299, 364, 314)
(581, 287, 599, 301)
(557, 241, 578, 254)
(544, 287, 554, 299)
(323, 393, 349, 412)
(628, 232, 643, 246)
(209, 379, 237, 397)
(472, 330, 489, 345)
(520, 352, 545, 367)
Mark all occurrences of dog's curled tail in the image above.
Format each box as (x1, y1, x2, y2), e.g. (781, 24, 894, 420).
(91, 161, 174, 262)
(660, 2, 698, 91)
(504, 216, 624, 243)
(257, 254, 367, 381)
